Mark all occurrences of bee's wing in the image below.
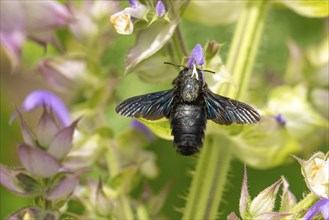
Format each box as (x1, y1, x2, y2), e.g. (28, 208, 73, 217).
(204, 88, 260, 125)
(115, 89, 174, 120)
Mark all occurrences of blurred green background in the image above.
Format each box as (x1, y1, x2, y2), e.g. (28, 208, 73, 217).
(1, 4, 327, 219)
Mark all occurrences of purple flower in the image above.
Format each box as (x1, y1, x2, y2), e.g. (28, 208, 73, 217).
(131, 119, 155, 141)
(304, 198, 329, 220)
(187, 44, 205, 68)
(187, 44, 205, 81)
(156, 0, 166, 17)
(21, 90, 71, 127)
(275, 113, 286, 125)
(129, 0, 139, 8)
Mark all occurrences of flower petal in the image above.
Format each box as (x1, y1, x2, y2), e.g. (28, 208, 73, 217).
(296, 152, 329, 199)
(304, 198, 329, 220)
(156, 0, 166, 17)
(110, 11, 134, 35)
(18, 143, 61, 178)
(0, 165, 42, 197)
(22, 90, 71, 126)
(38, 57, 86, 91)
(47, 119, 79, 160)
(131, 119, 155, 141)
(187, 44, 205, 68)
(274, 113, 286, 126)
(125, 20, 177, 73)
(0, 1, 25, 71)
(23, 1, 72, 31)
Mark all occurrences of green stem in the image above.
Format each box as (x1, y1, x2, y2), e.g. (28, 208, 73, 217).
(182, 137, 233, 220)
(282, 193, 318, 220)
(223, 0, 270, 99)
(183, 1, 270, 219)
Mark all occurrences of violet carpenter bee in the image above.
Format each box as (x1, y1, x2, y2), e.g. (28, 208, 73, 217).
(115, 63, 261, 156)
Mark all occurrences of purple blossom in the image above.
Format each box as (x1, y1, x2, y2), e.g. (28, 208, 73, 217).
(304, 198, 329, 220)
(156, 0, 166, 17)
(275, 113, 286, 125)
(187, 44, 205, 68)
(129, 0, 139, 8)
(187, 44, 205, 82)
(21, 90, 71, 127)
(131, 119, 155, 141)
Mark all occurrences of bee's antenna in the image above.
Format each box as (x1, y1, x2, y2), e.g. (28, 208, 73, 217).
(164, 62, 215, 74)
(164, 62, 186, 69)
(204, 69, 215, 74)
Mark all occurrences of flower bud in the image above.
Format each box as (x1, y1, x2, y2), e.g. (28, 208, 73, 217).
(38, 57, 87, 92)
(296, 152, 329, 199)
(156, 0, 166, 17)
(249, 179, 282, 216)
(110, 0, 147, 35)
(110, 11, 134, 35)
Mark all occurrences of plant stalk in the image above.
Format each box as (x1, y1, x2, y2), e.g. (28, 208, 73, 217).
(182, 1, 270, 219)
(223, 0, 269, 100)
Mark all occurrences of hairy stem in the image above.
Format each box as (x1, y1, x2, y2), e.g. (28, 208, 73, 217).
(183, 1, 270, 219)
(182, 136, 233, 220)
(282, 193, 318, 220)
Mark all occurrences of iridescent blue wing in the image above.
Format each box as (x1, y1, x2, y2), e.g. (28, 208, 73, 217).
(115, 89, 174, 120)
(204, 89, 260, 125)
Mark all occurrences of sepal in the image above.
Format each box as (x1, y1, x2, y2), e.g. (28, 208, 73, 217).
(17, 142, 61, 178)
(0, 165, 42, 197)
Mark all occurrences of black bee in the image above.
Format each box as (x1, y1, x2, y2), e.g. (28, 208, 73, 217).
(115, 64, 260, 156)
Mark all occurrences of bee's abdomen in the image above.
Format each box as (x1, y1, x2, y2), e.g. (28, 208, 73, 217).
(170, 104, 206, 156)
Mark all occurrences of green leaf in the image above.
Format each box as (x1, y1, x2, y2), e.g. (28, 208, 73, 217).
(125, 20, 177, 73)
(278, 0, 329, 18)
(229, 117, 300, 169)
(138, 118, 172, 140)
(267, 85, 329, 140)
(109, 166, 138, 194)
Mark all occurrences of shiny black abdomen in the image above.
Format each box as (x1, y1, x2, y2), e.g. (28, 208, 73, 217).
(170, 103, 207, 156)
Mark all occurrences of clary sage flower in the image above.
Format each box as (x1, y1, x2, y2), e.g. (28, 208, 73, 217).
(187, 44, 205, 81)
(69, 1, 119, 44)
(296, 151, 329, 199)
(20, 90, 72, 126)
(0, 1, 72, 71)
(110, 0, 148, 35)
(155, 0, 166, 17)
(37, 57, 87, 92)
(0, 90, 87, 219)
